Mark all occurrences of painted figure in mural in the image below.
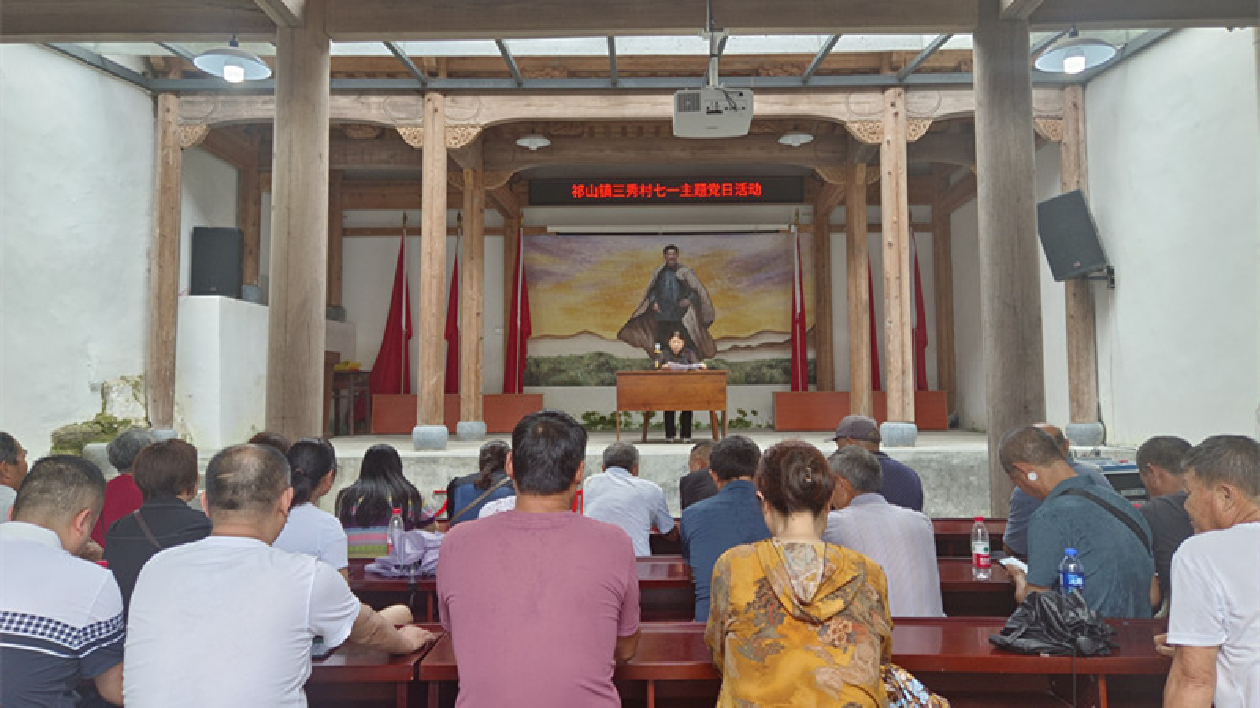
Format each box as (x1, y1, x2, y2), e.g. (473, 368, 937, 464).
(618, 244, 718, 359)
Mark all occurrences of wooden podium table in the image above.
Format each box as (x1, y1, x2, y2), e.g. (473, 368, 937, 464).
(615, 370, 728, 442)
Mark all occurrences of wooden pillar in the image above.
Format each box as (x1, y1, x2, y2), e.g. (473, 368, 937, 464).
(932, 174, 958, 419)
(416, 92, 448, 429)
(238, 149, 263, 288)
(1061, 85, 1099, 426)
(846, 163, 873, 417)
(880, 86, 915, 428)
(265, 0, 331, 441)
(812, 199, 835, 391)
(974, 0, 1046, 514)
(327, 170, 344, 308)
(502, 213, 520, 382)
(459, 147, 486, 424)
(146, 92, 182, 430)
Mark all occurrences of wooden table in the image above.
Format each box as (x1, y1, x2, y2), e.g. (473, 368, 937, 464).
(307, 623, 443, 708)
(615, 370, 728, 442)
(332, 369, 372, 436)
(933, 517, 1007, 558)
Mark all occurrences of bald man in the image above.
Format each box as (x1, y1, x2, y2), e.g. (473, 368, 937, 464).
(125, 444, 433, 707)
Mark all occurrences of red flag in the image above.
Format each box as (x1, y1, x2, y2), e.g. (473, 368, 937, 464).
(867, 259, 881, 391)
(789, 226, 809, 391)
(369, 231, 413, 396)
(444, 258, 460, 394)
(912, 239, 930, 391)
(503, 231, 532, 394)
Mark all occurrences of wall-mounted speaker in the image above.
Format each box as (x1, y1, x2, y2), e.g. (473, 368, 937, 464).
(190, 227, 243, 298)
(1037, 190, 1109, 281)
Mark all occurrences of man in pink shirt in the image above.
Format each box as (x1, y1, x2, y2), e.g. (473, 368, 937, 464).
(438, 410, 640, 707)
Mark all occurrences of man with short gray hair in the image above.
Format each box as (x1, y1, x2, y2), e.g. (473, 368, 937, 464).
(823, 446, 943, 617)
(832, 415, 924, 511)
(92, 427, 157, 546)
(584, 442, 676, 556)
(124, 444, 432, 707)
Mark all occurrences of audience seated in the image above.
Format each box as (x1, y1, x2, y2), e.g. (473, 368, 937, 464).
(1004, 422, 1114, 559)
(999, 425, 1157, 618)
(706, 441, 892, 707)
(832, 415, 924, 511)
(124, 444, 432, 707)
(679, 440, 718, 510)
(1135, 435, 1194, 606)
(824, 446, 944, 617)
(0, 431, 29, 521)
(273, 438, 348, 576)
(444, 440, 514, 526)
(584, 441, 677, 556)
(438, 410, 640, 707)
(680, 435, 770, 622)
(0, 456, 125, 706)
(335, 443, 428, 558)
(104, 439, 211, 612)
(1161, 435, 1260, 708)
(92, 428, 157, 547)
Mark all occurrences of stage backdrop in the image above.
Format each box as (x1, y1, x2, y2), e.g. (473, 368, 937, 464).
(524, 232, 815, 386)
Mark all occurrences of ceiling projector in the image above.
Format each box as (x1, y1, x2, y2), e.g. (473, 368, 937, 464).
(672, 86, 754, 138)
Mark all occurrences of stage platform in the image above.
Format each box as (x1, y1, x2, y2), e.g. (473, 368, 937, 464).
(317, 430, 1136, 519)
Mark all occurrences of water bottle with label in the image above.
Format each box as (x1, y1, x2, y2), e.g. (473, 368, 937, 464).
(1059, 547, 1085, 595)
(387, 507, 405, 557)
(970, 516, 991, 580)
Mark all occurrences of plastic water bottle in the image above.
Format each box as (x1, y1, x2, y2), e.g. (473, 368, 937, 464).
(971, 516, 991, 580)
(653, 342, 662, 368)
(1059, 548, 1085, 595)
(387, 507, 405, 557)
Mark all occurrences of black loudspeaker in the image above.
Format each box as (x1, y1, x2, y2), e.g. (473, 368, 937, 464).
(1037, 190, 1109, 281)
(190, 227, 244, 298)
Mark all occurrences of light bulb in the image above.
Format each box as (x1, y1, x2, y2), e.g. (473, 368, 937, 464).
(1063, 50, 1087, 75)
(223, 62, 245, 83)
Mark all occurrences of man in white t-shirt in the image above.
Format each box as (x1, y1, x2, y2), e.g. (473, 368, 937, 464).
(1161, 435, 1260, 708)
(124, 444, 434, 707)
(584, 442, 676, 556)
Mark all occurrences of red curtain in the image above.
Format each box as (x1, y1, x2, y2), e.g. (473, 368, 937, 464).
(912, 241, 930, 391)
(503, 231, 532, 394)
(368, 235, 413, 396)
(867, 259, 881, 391)
(789, 227, 809, 392)
(444, 258, 460, 394)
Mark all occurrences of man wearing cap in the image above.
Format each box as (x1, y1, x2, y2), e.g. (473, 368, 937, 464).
(832, 415, 924, 511)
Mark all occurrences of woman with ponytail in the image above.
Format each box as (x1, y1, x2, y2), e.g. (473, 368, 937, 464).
(273, 438, 349, 577)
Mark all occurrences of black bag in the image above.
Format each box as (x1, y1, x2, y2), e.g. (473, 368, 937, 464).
(989, 590, 1117, 657)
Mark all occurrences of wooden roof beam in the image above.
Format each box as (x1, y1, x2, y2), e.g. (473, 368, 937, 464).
(0, 3, 275, 43)
(1001, 0, 1044, 21)
(254, 0, 305, 28)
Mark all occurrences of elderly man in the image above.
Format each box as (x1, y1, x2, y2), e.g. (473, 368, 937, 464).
(124, 444, 430, 707)
(679, 440, 717, 510)
(1161, 435, 1260, 708)
(680, 435, 770, 622)
(1135, 435, 1193, 605)
(823, 446, 944, 617)
(439, 410, 640, 707)
(999, 425, 1157, 618)
(618, 243, 717, 359)
(0, 431, 29, 521)
(0, 456, 124, 706)
(832, 415, 924, 511)
(1003, 422, 1115, 560)
(584, 441, 677, 556)
(92, 427, 157, 546)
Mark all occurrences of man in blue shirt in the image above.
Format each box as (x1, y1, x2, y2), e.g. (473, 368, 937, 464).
(999, 425, 1157, 619)
(680, 435, 770, 622)
(832, 415, 924, 511)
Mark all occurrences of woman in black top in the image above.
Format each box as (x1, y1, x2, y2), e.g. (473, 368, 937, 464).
(655, 330, 707, 442)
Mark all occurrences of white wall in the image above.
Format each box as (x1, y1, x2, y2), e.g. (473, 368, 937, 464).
(0, 46, 156, 455)
(1086, 28, 1260, 444)
(179, 148, 239, 292)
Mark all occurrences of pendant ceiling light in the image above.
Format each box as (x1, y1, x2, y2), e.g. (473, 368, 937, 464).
(516, 133, 551, 150)
(778, 131, 815, 147)
(1034, 27, 1117, 75)
(194, 35, 272, 83)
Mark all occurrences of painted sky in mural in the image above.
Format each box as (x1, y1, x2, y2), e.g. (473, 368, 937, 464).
(524, 232, 815, 342)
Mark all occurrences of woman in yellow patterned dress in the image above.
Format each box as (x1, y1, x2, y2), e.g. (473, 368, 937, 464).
(705, 440, 893, 707)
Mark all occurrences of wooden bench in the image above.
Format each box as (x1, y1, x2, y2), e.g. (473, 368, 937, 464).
(933, 517, 1007, 558)
(307, 623, 443, 708)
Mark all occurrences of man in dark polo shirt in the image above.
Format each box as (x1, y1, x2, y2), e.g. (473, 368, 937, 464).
(679, 440, 717, 510)
(680, 435, 770, 622)
(105, 439, 211, 611)
(1134, 435, 1193, 605)
(832, 415, 924, 511)
(999, 425, 1157, 618)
